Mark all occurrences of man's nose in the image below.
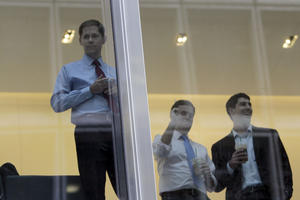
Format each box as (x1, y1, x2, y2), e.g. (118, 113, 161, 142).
(245, 104, 252, 113)
(245, 103, 251, 108)
(185, 114, 193, 120)
(88, 36, 94, 42)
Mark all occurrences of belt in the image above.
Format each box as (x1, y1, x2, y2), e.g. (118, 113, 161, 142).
(161, 188, 200, 197)
(242, 184, 266, 194)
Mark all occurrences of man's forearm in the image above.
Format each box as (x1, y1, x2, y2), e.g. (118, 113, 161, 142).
(161, 123, 175, 145)
(51, 87, 93, 112)
(204, 173, 215, 191)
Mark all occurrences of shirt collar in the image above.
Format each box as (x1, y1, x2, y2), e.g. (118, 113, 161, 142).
(232, 125, 252, 138)
(82, 54, 104, 68)
(173, 130, 190, 140)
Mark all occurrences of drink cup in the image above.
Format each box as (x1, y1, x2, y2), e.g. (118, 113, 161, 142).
(235, 143, 248, 162)
(193, 157, 206, 176)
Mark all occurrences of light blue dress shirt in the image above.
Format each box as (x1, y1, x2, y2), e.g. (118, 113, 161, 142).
(51, 54, 116, 125)
(153, 130, 217, 194)
(227, 125, 262, 189)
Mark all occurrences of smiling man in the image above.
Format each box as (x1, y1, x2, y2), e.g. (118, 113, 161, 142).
(51, 19, 117, 200)
(153, 100, 216, 200)
(211, 93, 293, 200)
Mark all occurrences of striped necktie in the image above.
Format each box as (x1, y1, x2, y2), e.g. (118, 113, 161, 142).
(93, 59, 106, 78)
(92, 59, 110, 104)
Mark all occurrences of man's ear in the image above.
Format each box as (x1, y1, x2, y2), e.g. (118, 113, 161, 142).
(79, 36, 83, 46)
(228, 108, 235, 118)
(170, 108, 177, 118)
(102, 35, 107, 44)
(170, 109, 174, 118)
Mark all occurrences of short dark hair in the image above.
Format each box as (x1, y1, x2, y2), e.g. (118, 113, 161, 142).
(171, 100, 195, 113)
(226, 93, 250, 116)
(79, 19, 105, 38)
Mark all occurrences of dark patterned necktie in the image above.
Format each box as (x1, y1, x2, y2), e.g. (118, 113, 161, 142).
(92, 59, 110, 105)
(92, 59, 118, 113)
(93, 59, 106, 78)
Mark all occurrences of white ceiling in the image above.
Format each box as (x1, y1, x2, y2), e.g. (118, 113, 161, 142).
(261, 10, 300, 95)
(140, 4, 300, 95)
(0, 0, 299, 95)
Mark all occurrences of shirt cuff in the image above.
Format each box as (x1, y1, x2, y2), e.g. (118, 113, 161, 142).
(82, 86, 94, 99)
(227, 162, 234, 175)
(153, 137, 172, 158)
(207, 172, 218, 192)
(157, 139, 172, 152)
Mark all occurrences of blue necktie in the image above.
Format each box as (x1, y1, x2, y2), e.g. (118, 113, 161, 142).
(181, 135, 201, 188)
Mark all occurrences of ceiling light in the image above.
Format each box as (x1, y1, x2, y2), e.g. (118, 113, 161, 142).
(176, 33, 188, 46)
(282, 35, 298, 49)
(61, 29, 75, 44)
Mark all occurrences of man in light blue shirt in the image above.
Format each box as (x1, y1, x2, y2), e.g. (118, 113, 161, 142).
(51, 19, 117, 200)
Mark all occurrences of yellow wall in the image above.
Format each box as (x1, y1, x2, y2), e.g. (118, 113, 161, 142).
(0, 93, 117, 199)
(0, 93, 299, 199)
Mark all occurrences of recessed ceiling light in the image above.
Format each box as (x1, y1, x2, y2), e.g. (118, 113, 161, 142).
(176, 33, 188, 46)
(282, 35, 298, 49)
(61, 29, 75, 44)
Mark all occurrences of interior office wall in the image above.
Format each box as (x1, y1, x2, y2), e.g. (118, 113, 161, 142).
(0, 5, 51, 92)
(0, 93, 117, 198)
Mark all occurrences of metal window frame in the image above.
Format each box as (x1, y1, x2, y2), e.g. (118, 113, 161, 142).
(110, 0, 157, 200)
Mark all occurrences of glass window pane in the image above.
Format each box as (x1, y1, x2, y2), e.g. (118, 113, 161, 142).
(142, 2, 298, 200)
(0, 2, 127, 200)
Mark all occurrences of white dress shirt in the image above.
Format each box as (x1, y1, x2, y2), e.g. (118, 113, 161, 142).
(227, 125, 262, 189)
(152, 130, 217, 194)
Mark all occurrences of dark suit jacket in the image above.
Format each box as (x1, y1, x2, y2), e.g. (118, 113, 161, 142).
(211, 126, 293, 200)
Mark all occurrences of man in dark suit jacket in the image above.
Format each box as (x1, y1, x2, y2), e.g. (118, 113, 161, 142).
(211, 93, 293, 200)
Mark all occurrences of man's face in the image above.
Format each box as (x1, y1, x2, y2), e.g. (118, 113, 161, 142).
(172, 105, 195, 132)
(79, 25, 106, 59)
(230, 97, 252, 117)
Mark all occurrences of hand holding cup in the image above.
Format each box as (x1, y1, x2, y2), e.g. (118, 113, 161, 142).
(235, 143, 248, 162)
(193, 158, 210, 177)
(229, 143, 248, 169)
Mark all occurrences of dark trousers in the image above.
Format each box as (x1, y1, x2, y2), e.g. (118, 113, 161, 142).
(75, 125, 117, 200)
(161, 189, 210, 200)
(236, 185, 271, 200)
